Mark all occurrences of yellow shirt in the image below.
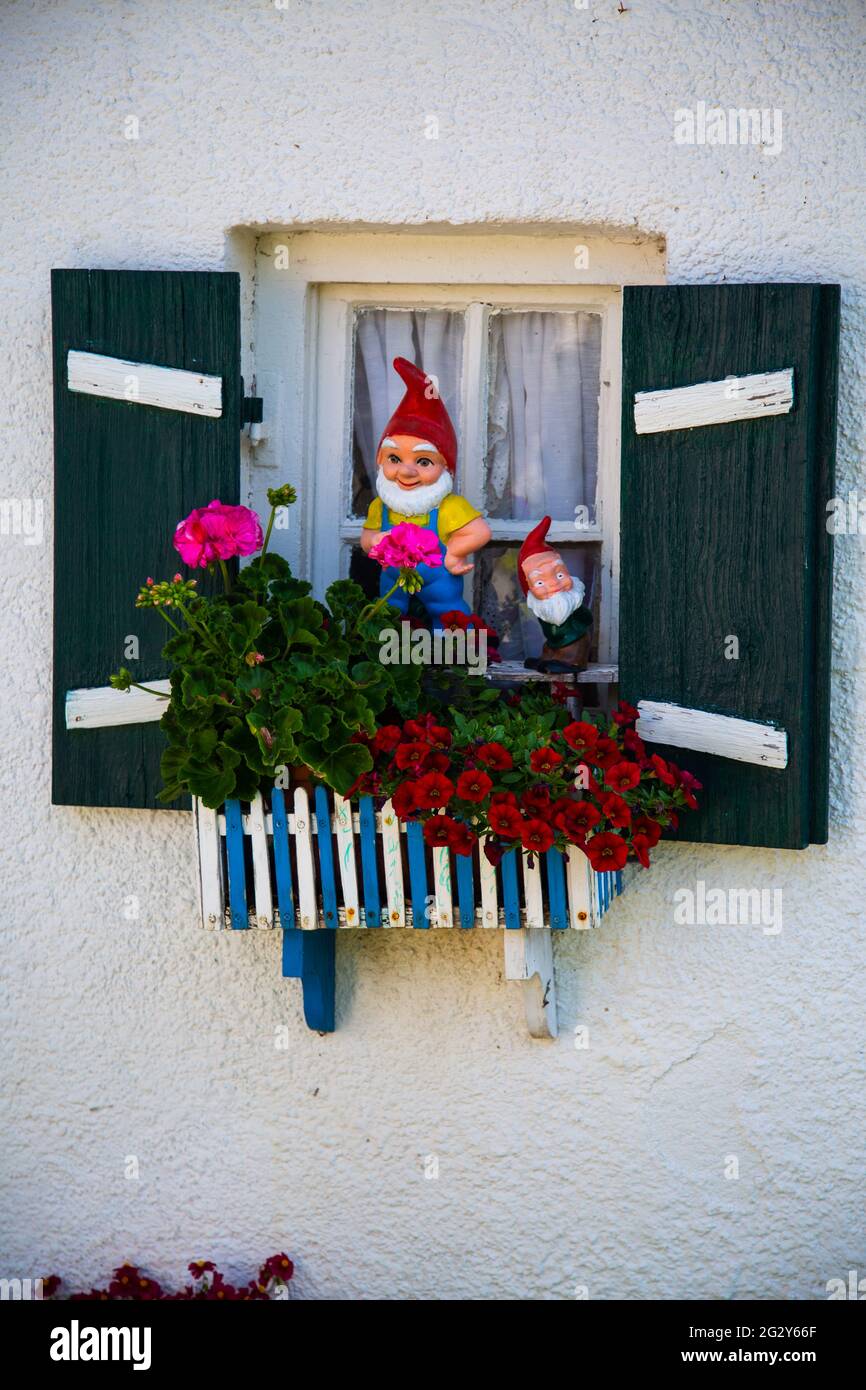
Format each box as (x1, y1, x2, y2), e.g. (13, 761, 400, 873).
(363, 493, 481, 544)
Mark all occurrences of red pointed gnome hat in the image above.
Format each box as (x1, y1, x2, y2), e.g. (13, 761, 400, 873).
(517, 516, 555, 596)
(378, 357, 458, 474)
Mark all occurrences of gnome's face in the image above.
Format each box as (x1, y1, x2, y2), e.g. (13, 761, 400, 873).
(521, 549, 573, 600)
(377, 434, 449, 491)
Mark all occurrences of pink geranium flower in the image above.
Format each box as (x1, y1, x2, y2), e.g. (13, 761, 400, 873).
(369, 522, 442, 570)
(173, 500, 263, 568)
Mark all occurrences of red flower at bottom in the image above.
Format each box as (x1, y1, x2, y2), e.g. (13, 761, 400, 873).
(521, 818, 555, 854)
(585, 831, 629, 872)
(424, 816, 459, 848)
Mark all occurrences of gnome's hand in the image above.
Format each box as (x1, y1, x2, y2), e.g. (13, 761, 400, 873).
(444, 547, 475, 576)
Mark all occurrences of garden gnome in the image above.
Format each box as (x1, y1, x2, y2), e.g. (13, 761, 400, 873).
(360, 357, 491, 627)
(519, 516, 593, 671)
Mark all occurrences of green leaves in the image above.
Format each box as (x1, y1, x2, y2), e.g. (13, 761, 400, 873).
(148, 522, 428, 806)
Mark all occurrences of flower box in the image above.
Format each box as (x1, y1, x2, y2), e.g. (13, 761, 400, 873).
(194, 777, 624, 1038)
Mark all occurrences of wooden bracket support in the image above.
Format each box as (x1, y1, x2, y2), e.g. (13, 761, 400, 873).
(282, 928, 335, 1033)
(503, 929, 558, 1039)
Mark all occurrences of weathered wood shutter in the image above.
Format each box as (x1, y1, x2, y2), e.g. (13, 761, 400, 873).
(619, 283, 839, 849)
(52, 269, 242, 808)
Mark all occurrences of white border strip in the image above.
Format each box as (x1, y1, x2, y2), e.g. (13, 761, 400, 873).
(66, 680, 170, 729)
(68, 349, 222, 418)
(636, 700, 788, 768)
(633, 369, 793, 435)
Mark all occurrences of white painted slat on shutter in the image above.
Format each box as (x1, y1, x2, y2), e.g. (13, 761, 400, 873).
(636, 699, 788, 768)
(293, 788, 318, 929)
(194, 799, 225, 929)
(67, 349, 223, 417)
(380, 800, 405, 928)
(65, 679, 171, 729)
(333, 794, 360, 927)
(633, 368, 793, 434)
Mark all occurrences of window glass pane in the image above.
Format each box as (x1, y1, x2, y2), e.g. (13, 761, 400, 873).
(351, 308, 464, 520)
(475, 543, 599, 663)
(484, 310, 601, 524)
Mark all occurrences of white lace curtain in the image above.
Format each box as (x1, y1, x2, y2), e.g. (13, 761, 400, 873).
(485, 309, 601, 521)
(352, 309, 464, 514)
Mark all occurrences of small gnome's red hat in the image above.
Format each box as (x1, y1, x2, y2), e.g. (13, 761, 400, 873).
(378, 357, 458, 474)
(517, 516, 555, 596)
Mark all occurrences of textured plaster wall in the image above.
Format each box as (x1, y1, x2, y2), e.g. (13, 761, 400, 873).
(1, 0, 864, 1301)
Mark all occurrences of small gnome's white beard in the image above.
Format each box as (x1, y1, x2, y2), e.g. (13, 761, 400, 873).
(376, 469, 453, 518)
(526, 583, 585, 627)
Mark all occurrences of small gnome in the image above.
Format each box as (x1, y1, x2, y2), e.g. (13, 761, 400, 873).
(518, 516, 593, 671)
(360, 357, 491, 627)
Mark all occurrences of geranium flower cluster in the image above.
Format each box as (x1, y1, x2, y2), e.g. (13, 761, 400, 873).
(40, 1255, 294, 1301)
(355, 700, 701, 872)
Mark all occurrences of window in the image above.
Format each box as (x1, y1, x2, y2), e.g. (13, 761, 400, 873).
(312, 283, 622, 665)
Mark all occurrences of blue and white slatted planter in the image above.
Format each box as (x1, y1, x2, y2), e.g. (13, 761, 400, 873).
(194, 781, 624, 1038)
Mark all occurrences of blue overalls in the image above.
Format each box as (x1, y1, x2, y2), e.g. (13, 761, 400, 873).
(378, 503, 473, 628)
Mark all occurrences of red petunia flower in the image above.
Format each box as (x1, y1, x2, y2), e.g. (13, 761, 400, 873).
(391, 781, 418, 819)
(623, 728, 646, 758)
(605, 761, 641, 793)
(550, 681, 572, 705)
(403, 715, 452, 748)
(394, 741, 431, 771)
(456, 769, 493, 802)
(651, 754, 677, 787)
(612, 700, 640, 726)
(440, 610, 470, 631)
(600, 792, 632, 828)
(521, 818, 555, 854)
(555, 799, 601, 842)
(423, 750, 452, 774)
(521, 785, 552, 815)
(476, 742, 513, 771)
(488, 802, 524, 839)
(530, 746, 563, 775)
(414, 771, 455, 810)
(633, 813, 662, 846)
(562, 720, 599, 753)
(593, 737, 623, 770)
(489, 790, 518, 808)
(631, 833, 651, 868)
(260, 1254, 295, 1282)
(585, 831, 629, 872)
(424, 815, 459, 848)
(449, 821, 478, 857)
(372, 724, 402, 755)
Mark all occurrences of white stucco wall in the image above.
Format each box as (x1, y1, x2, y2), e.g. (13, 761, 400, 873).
(1, 0, 864, 1301)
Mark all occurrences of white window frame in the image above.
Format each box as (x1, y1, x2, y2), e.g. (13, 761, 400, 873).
(247, 230, 666, 672)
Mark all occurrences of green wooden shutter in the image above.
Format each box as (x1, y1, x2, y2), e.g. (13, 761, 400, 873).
(52, 269, 242, 809)
(619, 283, 839, 849)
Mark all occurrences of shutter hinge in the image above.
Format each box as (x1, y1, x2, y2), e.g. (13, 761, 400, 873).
(240, 377, 265, 443)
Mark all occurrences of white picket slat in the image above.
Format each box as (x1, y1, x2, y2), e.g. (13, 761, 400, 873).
(479, 845, 499, 927)
(194, 800, 225, 929)
(293, 788, 318, 929)
(248, 793, 274, 928)
(432, 845, 453, 928)
(522, 851, 545, 929)
(333, 794, 360, 927)
(565, 845, 594, 929)
(380, 800, 406, 928)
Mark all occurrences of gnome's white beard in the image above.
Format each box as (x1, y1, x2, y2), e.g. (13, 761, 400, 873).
(376, 469, 453, 518)
(526, 582, 585, 627)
